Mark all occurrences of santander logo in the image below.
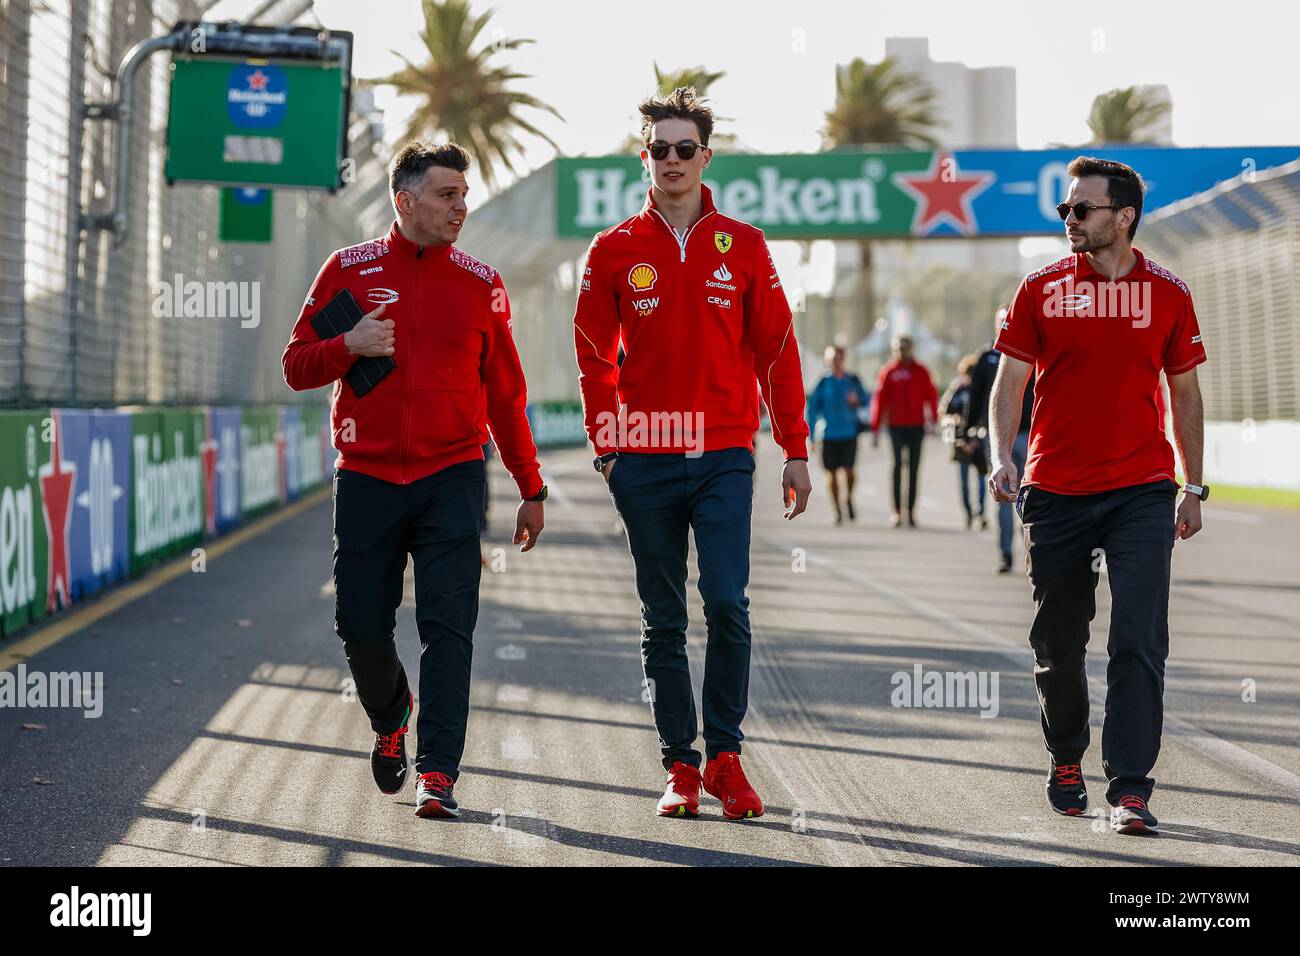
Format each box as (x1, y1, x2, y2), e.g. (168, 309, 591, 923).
(707, 262, 737, 292)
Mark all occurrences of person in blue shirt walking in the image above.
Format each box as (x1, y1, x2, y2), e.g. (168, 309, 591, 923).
(807, 345, 871, 524)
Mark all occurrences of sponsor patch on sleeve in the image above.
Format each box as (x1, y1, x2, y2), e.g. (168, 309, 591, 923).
(449, 248, 497, 284)
(338, 238, 391, 269)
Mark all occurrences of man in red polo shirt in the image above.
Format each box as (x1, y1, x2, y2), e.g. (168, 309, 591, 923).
(988, 156, 1207, 835)
(574, 87, 811, 821)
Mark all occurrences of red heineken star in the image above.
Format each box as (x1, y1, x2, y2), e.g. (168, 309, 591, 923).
(39, 411, 77, 612)
(201, 412, 219, 536)
(893, 151, 995, 236)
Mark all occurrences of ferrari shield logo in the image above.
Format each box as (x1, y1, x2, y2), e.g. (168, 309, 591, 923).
(714, 231, 733, 254)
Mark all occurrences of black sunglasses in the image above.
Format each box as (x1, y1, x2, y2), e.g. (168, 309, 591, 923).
(1056, 201, 1120, 222)
(646, 140, 704, 161)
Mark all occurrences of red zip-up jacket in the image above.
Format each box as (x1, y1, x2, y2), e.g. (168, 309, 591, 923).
(870, 358, 939, 431)
(573, 185, 809, 459)
(282, 222, 543, 498)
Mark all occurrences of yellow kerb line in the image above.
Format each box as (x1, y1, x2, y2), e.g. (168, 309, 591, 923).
(0, 486, 332, 673)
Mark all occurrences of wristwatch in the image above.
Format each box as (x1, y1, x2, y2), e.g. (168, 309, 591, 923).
(525, 484, 548, 502)
(1183, 482, 1210, 501)
(593, 452, 619, 472)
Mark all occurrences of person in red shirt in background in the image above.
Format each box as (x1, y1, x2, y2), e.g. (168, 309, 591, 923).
(988, 156, 1207, 835)
(870, 334, 939, 527)
(574, 88, 811, 822)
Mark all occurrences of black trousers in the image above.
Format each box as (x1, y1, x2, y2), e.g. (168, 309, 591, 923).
(1019, 479, 1177, 803)
(332, 461, 485, 779)
(888, 425, 925, 513)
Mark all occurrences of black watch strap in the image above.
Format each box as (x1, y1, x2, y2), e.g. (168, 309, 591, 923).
(525, 484, 548, 502)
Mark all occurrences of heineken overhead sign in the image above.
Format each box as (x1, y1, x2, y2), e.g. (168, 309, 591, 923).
(556, 147, 1300, 240)
(165, 56, 350, 190)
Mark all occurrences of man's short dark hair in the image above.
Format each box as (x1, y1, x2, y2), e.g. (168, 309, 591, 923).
(638, 87, 715, 146)
(390, 141, 470, 196)
(1067, 155, 1145, 240)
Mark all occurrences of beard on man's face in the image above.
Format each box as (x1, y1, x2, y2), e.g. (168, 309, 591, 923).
(1071, 219, 1119, 253)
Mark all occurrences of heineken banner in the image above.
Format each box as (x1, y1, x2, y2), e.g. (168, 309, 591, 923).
(205, 408, 243, 536)
(556, 146, 1300, 239)
(0, 403, 328, 640)
(526, 401, 587, 448)
(240, 408, 283, 518)
(295, 404, 329, 491)
(281, 406, 303, 501)
(58, 410, 132, 602)
(130, 410, 205, 575)
(0, 411, 50, 636)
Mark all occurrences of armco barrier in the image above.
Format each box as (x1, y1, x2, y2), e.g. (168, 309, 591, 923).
(3, 398, 575, 641)
(0, 410, 50, 636)
(0, 405, 331, 641)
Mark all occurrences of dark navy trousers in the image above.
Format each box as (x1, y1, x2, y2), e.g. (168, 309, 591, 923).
(608, 448, 756, 770)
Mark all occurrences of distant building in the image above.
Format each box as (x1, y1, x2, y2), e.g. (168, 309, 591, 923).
(884, 37, 1017, 148)
(835, 37, 1021, 327)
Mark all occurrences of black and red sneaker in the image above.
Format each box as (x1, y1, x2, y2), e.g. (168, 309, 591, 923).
(1046, 761, 1088, 816)
(415, 771, 460, 819)
(1110, 795, 1158, 834)
(371, 692, 413, 796)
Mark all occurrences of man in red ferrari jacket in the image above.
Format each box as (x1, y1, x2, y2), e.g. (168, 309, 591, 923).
(870, 334, 939, 527)
(283, 142, 545, 820)
(574, 87, 811, 821)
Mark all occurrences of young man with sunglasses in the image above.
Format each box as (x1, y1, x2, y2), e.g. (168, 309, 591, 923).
(573, 87, 811, 820)
(988, 156, 1207, 835)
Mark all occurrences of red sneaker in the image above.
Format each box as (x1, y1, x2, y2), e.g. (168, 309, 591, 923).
(657, 761, 702, 817)
(702, 752, 764, 819)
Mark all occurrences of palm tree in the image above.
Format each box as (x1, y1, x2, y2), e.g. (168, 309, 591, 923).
(1087, 86, 1172, 144)
(823, 57, 941, 150)
(822, 58, 942, 348)
(364, 0, 563, 190)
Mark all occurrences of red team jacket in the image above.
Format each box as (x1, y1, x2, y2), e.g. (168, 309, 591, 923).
(282, 223, 543, 498)
(870, 358, 939, 431)
(573, 185, 809, 459)
(995, 249, 1207, 495)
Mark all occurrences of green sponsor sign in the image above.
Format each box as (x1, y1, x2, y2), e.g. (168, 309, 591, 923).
(165, 57, 348, 190)
(219, 187, 274, 242)
(240, 408, 282, 518)
(527, 401, 587, 448)
(557, 153, 931, 240)
(297, 404, 325, 490)
(130, 410, 205, 574)
(0, 411, 50, 636)
(558, 147, 1300, 239)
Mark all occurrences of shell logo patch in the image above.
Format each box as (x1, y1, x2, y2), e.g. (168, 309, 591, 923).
(628, 262, 658, 292)
(714, 232, 733, 254)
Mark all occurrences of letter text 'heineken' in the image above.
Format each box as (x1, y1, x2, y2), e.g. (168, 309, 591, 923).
(556, 147, 1300, 239)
